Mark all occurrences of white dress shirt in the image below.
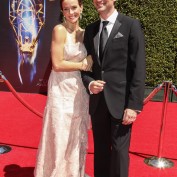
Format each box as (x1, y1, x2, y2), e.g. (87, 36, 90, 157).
(98, 10, 118, 56)
(99, 10, 118, 37)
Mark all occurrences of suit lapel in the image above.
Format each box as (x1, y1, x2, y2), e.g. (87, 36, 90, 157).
(93, 21, 101, 65)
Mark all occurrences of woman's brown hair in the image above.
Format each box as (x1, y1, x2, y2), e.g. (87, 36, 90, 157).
(60, 0, 83, 10)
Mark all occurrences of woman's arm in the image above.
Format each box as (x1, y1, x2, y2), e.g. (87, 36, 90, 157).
(50, 25, 92, 72)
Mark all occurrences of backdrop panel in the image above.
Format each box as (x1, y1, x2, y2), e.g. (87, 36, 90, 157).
(0, 0, 60, 93)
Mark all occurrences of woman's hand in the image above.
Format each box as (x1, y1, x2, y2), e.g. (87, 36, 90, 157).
(81, 55, 93, 71)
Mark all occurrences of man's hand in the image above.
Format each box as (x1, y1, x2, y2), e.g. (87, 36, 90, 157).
(122, 108, 138, 125)
(90, 80, 106, 94)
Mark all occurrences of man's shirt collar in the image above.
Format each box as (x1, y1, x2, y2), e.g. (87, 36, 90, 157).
(100, 10, 118, 24)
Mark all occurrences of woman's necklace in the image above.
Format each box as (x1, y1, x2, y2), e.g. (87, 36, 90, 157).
(65, 23, 79, 33)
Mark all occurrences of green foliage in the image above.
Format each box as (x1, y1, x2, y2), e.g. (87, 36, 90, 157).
(80, 0, 98, 27)
(80, 0, 177, 86)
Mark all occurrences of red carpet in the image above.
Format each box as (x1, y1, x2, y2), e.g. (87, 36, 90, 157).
(0, 91, 177, 177)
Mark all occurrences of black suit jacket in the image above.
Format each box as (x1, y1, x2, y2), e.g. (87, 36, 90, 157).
(82, 13, 146, 119)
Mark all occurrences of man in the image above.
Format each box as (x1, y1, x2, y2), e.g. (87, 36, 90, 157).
(82, 0, 146, 177)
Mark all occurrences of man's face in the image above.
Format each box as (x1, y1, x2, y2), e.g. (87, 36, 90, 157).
(93, 0, 116, 14)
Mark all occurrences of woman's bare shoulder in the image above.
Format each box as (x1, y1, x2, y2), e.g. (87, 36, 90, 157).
(53, 24, 67, 33)
(52, 24, 67, 41)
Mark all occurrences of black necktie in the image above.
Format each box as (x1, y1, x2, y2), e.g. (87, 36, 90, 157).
(99, 21, 109, 61)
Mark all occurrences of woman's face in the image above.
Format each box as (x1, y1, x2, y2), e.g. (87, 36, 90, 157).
(62, 0, 83, 24)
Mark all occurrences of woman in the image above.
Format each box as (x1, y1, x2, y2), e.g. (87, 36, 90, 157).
(34, 0, 92, 176)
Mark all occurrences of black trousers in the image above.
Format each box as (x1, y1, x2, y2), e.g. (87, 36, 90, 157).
(91, 93, 132, 177)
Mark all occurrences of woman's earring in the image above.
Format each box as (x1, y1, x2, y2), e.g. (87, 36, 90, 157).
(60, 11, 65, 23)
(80, 13, 82, 20)
(63, 16, 66, 22)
